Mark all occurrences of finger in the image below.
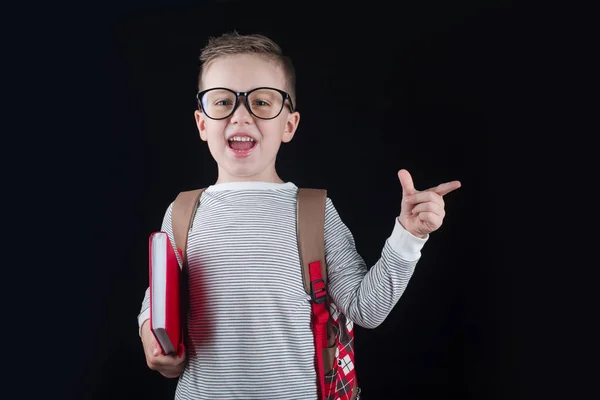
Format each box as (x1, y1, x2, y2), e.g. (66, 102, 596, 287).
(412, 201, 445, 217)
(161, 368, 183, 379)
(426, 180, 462, 197)
(398, 169, 416, 196)
(404, 191, 443, 207)
(151, 354, 182, 369)
(418, 212, 442, 227)
(153, 343, 162, 357)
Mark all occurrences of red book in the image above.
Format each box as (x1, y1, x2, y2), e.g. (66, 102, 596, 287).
(149, 231, 184, 356)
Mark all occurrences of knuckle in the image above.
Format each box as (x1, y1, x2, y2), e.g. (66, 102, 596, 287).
(146, 359, 157, 370)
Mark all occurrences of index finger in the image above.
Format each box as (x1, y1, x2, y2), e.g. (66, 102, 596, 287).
(427, 180, 462, 196)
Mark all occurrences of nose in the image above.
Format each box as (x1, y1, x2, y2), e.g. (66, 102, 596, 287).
(230, 96, 253, 124)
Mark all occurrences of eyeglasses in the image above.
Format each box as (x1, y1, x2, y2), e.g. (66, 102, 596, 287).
(196, 87, 295, 120)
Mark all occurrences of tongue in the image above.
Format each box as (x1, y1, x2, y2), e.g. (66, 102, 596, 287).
(230, 141, 254, 151)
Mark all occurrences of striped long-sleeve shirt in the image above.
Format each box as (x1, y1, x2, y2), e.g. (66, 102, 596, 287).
(138, 181, 427, 399)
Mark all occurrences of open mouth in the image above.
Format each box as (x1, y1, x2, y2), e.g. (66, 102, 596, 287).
(228, 136, 257, 153)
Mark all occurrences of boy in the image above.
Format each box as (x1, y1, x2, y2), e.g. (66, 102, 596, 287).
(137, 31, 461, 400)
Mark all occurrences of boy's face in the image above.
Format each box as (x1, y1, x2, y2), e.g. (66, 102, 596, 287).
(194, 54, 300, 183)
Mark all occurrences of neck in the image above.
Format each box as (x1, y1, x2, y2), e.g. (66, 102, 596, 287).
(215, 167, 284, 184)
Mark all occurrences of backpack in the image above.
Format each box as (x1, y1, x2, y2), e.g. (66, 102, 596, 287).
(170, 187, 360, 400)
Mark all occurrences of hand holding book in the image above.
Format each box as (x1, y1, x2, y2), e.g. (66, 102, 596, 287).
(140, 319, 186, 378)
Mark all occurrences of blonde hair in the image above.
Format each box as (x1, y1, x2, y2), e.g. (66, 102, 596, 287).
(198, 31, 297, 106)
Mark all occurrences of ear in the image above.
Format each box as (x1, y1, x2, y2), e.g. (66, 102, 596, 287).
(194, 110, 208, 142)
(282, 111, 300, 143)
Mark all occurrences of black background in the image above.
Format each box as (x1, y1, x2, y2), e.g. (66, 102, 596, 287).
(10, 0, 592, 399)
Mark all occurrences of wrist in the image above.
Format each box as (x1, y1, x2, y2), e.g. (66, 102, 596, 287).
(397, 217, 427, 239)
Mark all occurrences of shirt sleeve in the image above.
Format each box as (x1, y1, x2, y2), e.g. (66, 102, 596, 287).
(324, 197, 428, 329)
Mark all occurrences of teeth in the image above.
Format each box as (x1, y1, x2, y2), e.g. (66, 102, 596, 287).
(229, 136, 255, 142)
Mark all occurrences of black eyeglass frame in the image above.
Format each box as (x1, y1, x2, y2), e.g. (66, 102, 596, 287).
(196, 86, 295, 120)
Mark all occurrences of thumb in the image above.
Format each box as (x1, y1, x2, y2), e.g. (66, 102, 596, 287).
(398, 169, 416, 196)
(153, 343, 162, 357)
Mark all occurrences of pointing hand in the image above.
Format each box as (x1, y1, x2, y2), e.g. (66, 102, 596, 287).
(397, 169, 461, 238)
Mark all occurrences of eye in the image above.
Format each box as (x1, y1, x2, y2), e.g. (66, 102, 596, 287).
(252, 99, 270, 107)
(215, 99, 234, 106)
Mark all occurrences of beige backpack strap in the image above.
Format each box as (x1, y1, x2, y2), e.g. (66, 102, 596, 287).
(172, 188, 206, 268)
(296, 188, 328, 292)
(170, 188, 205, 350)
(298, 187, 337, 398)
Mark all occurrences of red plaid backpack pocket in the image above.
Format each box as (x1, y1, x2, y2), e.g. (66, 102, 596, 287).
(324, 302, 359, 400)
